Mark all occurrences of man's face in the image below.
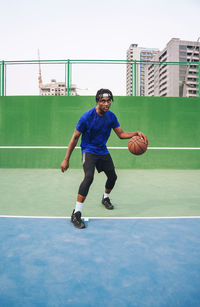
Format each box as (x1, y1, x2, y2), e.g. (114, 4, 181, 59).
(97, 97, 112, 113)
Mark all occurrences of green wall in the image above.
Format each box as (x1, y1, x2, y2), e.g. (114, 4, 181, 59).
(0, 96, 200, 169)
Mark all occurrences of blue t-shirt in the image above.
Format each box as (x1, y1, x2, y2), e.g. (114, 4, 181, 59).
(76, 107, 120, 155)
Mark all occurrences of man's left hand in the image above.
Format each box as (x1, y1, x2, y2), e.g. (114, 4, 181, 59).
(137, 131, 148, 145)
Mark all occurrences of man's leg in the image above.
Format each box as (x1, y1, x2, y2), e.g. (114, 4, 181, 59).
(71, 153, 96, 229)
(100, 154, 117, 210)
(101, 168, 117, 209)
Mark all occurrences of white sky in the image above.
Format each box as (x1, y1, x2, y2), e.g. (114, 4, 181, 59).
(0, 0, 200, 95)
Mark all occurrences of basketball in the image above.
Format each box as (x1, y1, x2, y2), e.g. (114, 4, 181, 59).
(128, 136, 148, 155)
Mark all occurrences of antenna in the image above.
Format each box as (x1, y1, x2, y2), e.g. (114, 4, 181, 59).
(38, 49, 43, 90)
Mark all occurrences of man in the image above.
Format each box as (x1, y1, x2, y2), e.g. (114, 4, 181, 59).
(61, 89, 148, 229)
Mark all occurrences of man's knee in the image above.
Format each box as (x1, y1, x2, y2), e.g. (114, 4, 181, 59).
(113, 172, 117, 182)
(85, 171, 94, 185)
(78, 171, 94, 197)
(105, 170, 117, 190)
(108, 170, 117, 182)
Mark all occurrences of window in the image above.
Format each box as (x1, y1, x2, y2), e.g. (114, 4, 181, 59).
(180, 52, 186, 56)
(188, 90, 196, 94)
(180, 45, 187, 50)
(159, 51, 167, 61)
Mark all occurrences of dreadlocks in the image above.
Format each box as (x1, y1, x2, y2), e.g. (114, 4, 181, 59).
(95, 88, 114, 102)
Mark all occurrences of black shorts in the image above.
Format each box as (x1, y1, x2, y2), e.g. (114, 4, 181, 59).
(82, 152, 115, 173)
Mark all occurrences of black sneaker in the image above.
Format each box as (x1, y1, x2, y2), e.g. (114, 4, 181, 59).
(102, 196, 114, 210)
(71, 210, 85, 229)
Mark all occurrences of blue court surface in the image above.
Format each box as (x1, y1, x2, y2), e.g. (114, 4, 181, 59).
(0, 217, 200, 307)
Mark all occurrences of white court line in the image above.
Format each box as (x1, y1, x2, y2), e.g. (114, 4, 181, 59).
(0, 215, 200, 219)
(0, 146, 200, 150)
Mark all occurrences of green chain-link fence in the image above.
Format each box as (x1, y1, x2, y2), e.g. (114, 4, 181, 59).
(1, 59, 199, 97)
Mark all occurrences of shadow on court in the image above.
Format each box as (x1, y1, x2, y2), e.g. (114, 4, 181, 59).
(0, 217, 200, 307)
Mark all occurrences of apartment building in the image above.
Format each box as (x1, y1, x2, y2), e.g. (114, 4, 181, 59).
(145, 38, 200, 97)
(126, 44, 159, 96)
(40, 79, 78, 96)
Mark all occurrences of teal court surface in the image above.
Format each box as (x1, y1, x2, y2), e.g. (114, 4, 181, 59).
(0, 169, 200, 307)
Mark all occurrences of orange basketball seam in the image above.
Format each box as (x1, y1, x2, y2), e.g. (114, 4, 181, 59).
(136, 142, 146, 154)
(128, 141, 135, 153)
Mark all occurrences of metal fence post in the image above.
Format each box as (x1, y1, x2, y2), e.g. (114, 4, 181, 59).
(4, 62, 6, 96)
(69, 62, 72, 96)
(199, 62, 200, 97)
(0, 62, 1, 96)
(67, 59, 70, 96)
(131, 63, 133, 96)
(134, 60, 137, 96)
(1, 60, 5, 96)
(65, 62, 67, 96)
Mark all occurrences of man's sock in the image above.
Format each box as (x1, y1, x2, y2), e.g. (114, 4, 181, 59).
(74, 201, 83, 213)
(104, 192, 110, 199)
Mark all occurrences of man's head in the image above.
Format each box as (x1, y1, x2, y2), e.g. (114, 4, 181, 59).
(96, 89, 113, 103)
(95, 89, 113, 114)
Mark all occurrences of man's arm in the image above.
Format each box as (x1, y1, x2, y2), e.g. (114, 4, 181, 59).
(61, 129, 81, 172)
(114, 126, 148, 144)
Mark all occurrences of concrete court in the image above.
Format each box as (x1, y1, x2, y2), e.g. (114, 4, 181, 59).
(1, 169, 200, 307)
(0, 217, 200, 307)
(0, 169, 200, 217)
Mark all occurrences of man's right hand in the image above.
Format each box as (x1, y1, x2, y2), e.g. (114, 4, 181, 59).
(60, 129, 81, 173)
(61, 159, 69, 173)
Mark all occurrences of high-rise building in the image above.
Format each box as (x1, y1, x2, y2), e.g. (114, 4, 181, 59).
(145, 38, 200, 97)
(126, 44, 159, 96)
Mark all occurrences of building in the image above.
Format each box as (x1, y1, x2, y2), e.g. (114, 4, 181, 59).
(39, 79, 78, 96)
(126, 44, 159, 96)
(145, 38, 200, 97)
